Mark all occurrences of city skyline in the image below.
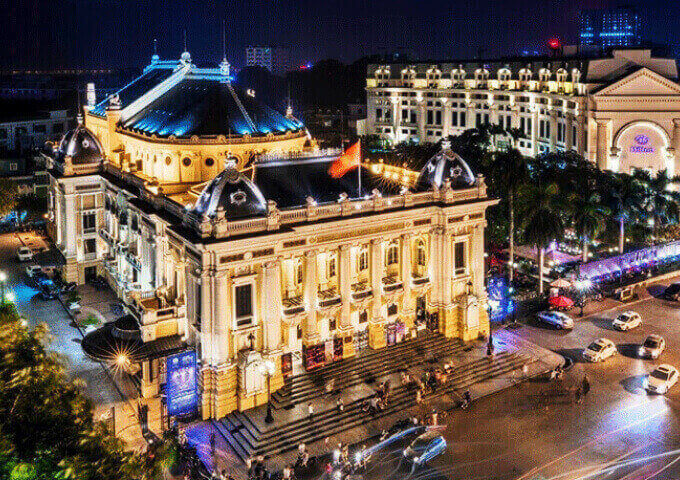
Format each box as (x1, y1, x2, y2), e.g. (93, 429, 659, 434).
(5, 0, 679, 71)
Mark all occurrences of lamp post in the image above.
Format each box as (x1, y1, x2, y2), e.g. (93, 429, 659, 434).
(0, 271, 6, 304)
(260, 359, 276, 424)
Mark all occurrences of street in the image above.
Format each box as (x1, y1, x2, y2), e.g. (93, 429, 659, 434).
(358, 282, 680, 480)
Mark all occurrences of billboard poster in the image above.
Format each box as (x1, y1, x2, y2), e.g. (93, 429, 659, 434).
(166, 350, 198, 416)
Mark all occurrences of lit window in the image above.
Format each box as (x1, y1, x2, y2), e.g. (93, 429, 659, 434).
(454, 241, 467, 276)
(386, 243, 399, 266)
(234, 284, 253, 327)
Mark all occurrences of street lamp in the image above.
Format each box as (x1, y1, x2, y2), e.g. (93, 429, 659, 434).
(259, 359, 276, 424)
(4, 292, 15, 304)
(0, 271, 6, 303)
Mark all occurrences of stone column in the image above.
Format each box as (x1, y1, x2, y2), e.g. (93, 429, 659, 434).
(213, 270, 231, 364)
(442, 99, 452, 137)
(489, 104, 499, 126)
(391, 99, 400, 138)
(466, 104, 476, 129)
(401, 233, 413, 326)
(577, 114, 587, 156)
(510, 105, 520, 129)
(428, 227, 442, 309)
(418, 101, 426, 140)
(303, 249, 319, 344)
(262, 261, 283, 353)
(339, 245, 352, 331)
(442, 231, 453, 306)
(673, 119, 680, 176)
(64, 192, 77, 257)
(596, 120, 609, 170)
(368, 239, 386, 349)
(530, 107, 539, 156)
(471, 224, 485, 297)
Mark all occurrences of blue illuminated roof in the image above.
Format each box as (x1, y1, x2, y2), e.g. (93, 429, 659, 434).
(121, 76, 303, 138)
(89, 64, 177, 117)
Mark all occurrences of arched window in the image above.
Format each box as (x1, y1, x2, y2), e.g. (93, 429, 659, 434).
(401, 67, 416, 81)
(452, 68, 466, 82)
(165, 156, 172, 166)
(497, 68, 511, 81)
(386, 242, 399, 266)
(416, 240, 427, 266)
(556, 68, 568, 83)
(571, 68, 581, 83)
(387, 303, 398, 316)
(295, 259, 303, 285)
(519, 68, 532, 82)
(427, 67, 441, 86)
(539, 68, 551, 82)
(475, 68, 489, 81)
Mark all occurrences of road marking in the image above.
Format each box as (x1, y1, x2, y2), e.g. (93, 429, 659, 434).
(514, 409, 667, 480)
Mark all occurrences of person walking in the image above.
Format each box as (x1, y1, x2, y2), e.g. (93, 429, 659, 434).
(308, 402, 314, 421)
(582, 374, 591, 397)
(575, 386, 583, 404)
(486, 333, 495, 357)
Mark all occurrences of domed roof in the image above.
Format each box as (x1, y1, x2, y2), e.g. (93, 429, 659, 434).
(416, 144, 475, 190)
(55, 124, 103, 165)
(193, 167, 267, 219)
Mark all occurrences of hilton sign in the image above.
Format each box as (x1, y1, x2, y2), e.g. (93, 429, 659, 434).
(629, 134, 655, 154)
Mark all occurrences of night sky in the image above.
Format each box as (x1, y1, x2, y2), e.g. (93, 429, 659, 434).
(3, 0, 679, 71)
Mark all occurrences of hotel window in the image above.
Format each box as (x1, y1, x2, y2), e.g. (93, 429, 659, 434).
(460, 111, 466, 126)
(387, 303, 398, 316)
(295, 260, 303, 285)
(454, 241, 467, 276)
(329, 318, 336, 331)
(416, 241, 427, 266)
(386, 243, 399, 266)
(234, 284, 254, 328)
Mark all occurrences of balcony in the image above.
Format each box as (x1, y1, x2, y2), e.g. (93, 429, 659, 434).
(412, 274, 431, 290)
(128, 292, 186, 341)
(99, 228, 114, 245)
(351, 281, 373, 302)
(318, 287, 341, 308)
(382, 275, 404, 294)
(282, 295, 305, 316)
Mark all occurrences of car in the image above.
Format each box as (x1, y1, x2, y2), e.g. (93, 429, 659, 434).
(639, 335, 666, 359)
(537, 311, 574, 330)
(25, 265, 43, 278)
(38, 278, 60, 300)
(612, 311, 642, 331)
(582, 338, 617, 362)
(16, 246, 33, 262)
(645, 364, 679, 394)
(403, 430, 447, 470)
(663, 283, 680, 301)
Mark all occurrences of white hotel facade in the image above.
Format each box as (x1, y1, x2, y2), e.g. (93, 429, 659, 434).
(366, 48, 680, 175)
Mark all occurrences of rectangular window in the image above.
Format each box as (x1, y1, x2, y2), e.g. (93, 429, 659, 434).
(427, 110, 433, 125)
(454, 241, 467, 276)
(9, 163, 17, 171)
(84, 238, 96, 255)
(234, 284, 253, 327)
(435, 111, 442, 125)
(451, 112, 458, 127)
(329, 318, 336, 331)
(387, 304, 398, 316)
(82, 212, 96, 233)
(460, 111, 466, 126)
(376, 108, 382, 120)
(359, 310, 368, 323)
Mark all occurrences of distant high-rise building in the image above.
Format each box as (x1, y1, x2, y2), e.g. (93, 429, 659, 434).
(245, 46, 290, 75)
(579, 5, 644, 48)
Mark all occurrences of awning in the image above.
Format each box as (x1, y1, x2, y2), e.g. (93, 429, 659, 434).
(81, 314, 189, 363)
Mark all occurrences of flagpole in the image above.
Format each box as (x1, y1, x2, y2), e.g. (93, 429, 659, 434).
(357, 139, 362, 198)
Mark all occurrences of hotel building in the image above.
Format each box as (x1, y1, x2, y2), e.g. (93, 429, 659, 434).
(366, 48, 680, 176)
(43, 53, 496, 421)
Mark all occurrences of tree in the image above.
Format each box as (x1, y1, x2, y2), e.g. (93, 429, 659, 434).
(0, 303, 165, 479)
(520, 183, 565, 294)
(634, 169, 680, 238)
(488, 148, 529, 281)
(0, 179, 17, 218)
(572, 191, 610, 262)
(606, 174, 645, 253)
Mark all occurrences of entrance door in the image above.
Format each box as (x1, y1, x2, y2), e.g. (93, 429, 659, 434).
(84, 266, 97, 282)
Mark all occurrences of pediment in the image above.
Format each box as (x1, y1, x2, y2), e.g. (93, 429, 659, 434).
(594, 68, 680, 96)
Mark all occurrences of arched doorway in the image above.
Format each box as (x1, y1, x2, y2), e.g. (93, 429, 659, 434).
(613, 121, 672, 175)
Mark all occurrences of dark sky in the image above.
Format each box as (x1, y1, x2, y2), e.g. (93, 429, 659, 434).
(3, 0, 679, 70)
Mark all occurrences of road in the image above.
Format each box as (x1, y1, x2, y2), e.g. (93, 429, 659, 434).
(363, 280, 680, 480)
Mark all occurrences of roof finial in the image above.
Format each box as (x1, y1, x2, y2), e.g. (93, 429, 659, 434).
(285, 82, 293, 118)
(183, 29, 187, 53)
(180, 30, 192, 65)
(219, 20, 231, 78)
(151, 38, 160, 64)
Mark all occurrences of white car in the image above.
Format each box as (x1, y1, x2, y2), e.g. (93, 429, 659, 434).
(583, 338, 617, 362)
(645, 364, 679, 394)
(16, 246, 33, 262)
(639, 335, 666, 359)
(25, 265, 43, 278)
(537, 311, 574, 330)
(612, 311, 642, 331)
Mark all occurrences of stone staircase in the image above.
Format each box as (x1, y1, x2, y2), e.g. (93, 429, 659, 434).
(213, 333, 536, 461)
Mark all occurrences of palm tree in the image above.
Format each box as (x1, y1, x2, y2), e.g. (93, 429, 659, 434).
(572, 191, 610, 262)
(607, 174, 645, 253)
(488, 148, 529, 281)
(633, 169, 680, 238)
(520, 183, 565, 294)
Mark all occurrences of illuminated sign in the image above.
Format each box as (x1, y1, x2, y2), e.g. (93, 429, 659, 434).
(629, 133, 654, 153)
(166, 351, 198, 416)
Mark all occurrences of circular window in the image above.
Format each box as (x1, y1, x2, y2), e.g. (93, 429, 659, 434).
(182, 157, 192, 167)
(205, 157, 215, 167)
(81, 139, 90, 148)
(165, 156, 172, 166)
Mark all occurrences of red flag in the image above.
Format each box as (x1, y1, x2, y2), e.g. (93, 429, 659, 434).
(329, 141, 361, 178)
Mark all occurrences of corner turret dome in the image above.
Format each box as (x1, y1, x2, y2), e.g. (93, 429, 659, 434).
(55, 124, 104, 166)
(416, 143, 475, 190)
(193, 167, 267, 219)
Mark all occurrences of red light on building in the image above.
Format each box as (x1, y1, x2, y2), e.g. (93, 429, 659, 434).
(548, 38, 561, 50)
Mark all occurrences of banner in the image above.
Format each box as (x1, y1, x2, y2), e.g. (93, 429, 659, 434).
(166, 351, 198, 416)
